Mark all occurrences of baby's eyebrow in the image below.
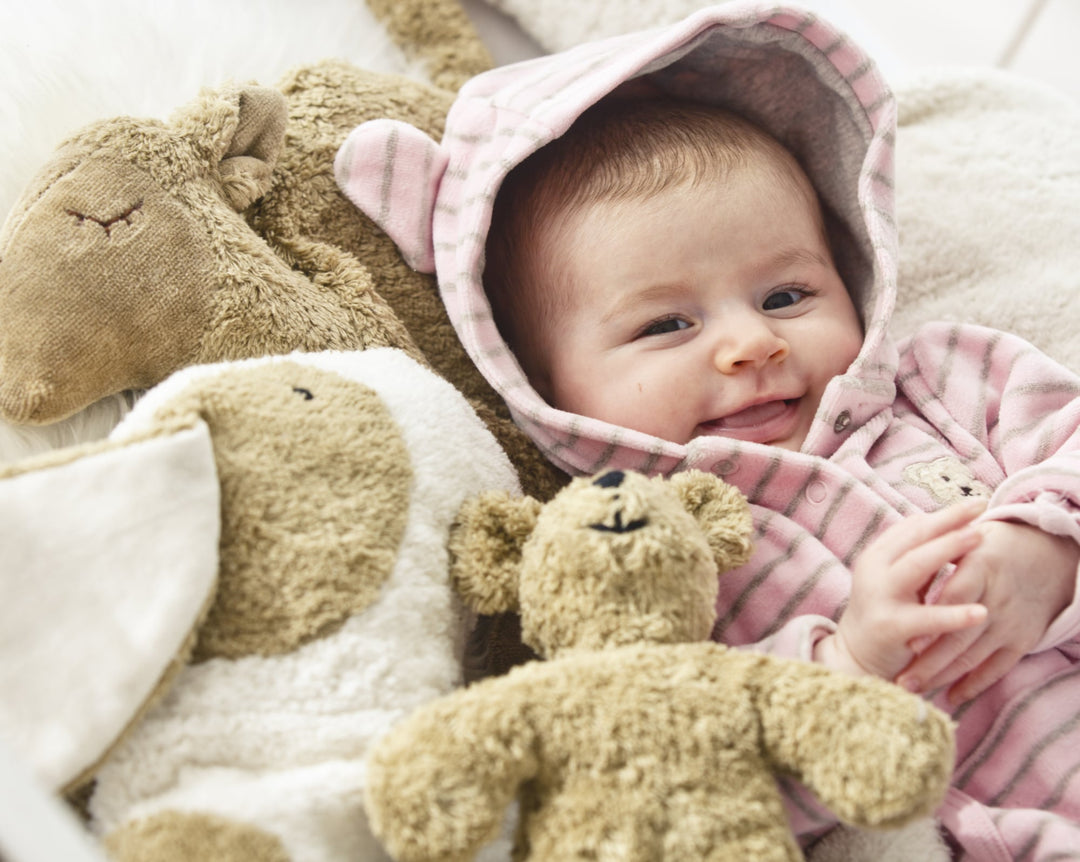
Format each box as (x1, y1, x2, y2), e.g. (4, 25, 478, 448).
(772, 246, 831, 269)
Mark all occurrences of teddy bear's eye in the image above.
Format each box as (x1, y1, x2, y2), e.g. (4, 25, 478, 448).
(292, 387, 314, 400)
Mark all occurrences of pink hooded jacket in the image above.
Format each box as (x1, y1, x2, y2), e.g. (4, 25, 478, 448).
(336, 4, 1080, 857)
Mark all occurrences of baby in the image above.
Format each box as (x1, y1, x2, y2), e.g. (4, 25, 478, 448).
(337, 5, 1080, 857)
(483, 93, 1078, 706)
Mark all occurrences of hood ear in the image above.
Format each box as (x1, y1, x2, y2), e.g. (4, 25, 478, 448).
(667, 471, 754, 572)
(334, 119, 448, 273)
(448, 490, 542, 614)
(171, 85, 288, 211)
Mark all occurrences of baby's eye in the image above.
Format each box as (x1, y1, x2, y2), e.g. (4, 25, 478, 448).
(762, 286, 816, 311)
(639, 316, 691, 337)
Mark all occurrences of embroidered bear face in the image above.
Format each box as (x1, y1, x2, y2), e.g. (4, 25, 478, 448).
(903, 456, 991, 506)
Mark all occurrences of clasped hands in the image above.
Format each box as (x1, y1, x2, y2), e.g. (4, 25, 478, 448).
(816, 500, 1079, 705)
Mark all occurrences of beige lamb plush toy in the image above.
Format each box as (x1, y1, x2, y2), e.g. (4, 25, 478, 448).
(0, 347, 520, 862)
(0, 0, 565, 501)
(363, 469, 956, 862)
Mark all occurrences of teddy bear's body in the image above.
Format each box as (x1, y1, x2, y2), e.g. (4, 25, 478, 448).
(373, 640, 955, 862)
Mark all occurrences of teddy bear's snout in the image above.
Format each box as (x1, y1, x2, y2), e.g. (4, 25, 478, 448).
(589, 471, 649, 532)
(592, 470, 625, 488)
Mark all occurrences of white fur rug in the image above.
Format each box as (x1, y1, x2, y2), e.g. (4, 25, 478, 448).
(0, 0, 424, 220)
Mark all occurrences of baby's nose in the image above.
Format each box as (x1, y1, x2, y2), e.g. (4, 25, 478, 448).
(713, 320, 789, 373)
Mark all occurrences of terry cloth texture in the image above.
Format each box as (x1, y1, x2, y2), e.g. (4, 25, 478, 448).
(336, 4, 1080, 857)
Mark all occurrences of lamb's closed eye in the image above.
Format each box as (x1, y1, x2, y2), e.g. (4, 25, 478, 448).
(65, 200, 143, 237)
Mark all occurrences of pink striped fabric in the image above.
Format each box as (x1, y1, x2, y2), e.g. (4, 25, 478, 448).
(335, 3, 1080, 856)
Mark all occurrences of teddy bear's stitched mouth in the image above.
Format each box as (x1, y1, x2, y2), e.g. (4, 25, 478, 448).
(589, 511, 648, 533)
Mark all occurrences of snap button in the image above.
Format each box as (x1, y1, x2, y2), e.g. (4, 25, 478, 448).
(805, 481, 828, 504)
(833, 411, 852, 434)
(714, 459, 738, 477)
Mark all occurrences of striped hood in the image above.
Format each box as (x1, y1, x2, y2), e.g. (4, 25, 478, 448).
(336, 2, 899, 478)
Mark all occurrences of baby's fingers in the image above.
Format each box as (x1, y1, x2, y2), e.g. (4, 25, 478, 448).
(896, 620, 990, 696)
(897, 602, 987, 646)
(891, 524, 983, 596)
(870, 500, 986, 568)
(946, 648, 1024, 705)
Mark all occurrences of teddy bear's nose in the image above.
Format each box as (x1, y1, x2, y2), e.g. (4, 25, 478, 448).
(593, 470, 625, 488)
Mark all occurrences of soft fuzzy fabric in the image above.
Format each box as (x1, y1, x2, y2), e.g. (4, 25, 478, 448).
(2, 348, 521, 862)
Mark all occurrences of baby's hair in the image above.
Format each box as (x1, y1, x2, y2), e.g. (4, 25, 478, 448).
(484, 96, 825, 389)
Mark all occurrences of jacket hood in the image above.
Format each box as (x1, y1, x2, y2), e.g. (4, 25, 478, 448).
(336, 2, 899, 477)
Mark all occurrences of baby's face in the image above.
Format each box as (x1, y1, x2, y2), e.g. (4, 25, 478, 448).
(537, 164, 863, 451)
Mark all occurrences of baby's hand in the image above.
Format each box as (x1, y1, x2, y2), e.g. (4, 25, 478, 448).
(896, 519, 1079, 705)
(816, 501, 989, 679)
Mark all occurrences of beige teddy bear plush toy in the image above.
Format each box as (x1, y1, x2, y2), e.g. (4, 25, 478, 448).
(363, 469, 956, 862)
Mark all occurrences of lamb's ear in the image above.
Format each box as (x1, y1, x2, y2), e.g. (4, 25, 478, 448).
(448, 491, 542, 614)
(217, 88, 288, 210)
(172, 85, 288, 211)
(667, 471, 754, 572)
(0, 420, 220, 792)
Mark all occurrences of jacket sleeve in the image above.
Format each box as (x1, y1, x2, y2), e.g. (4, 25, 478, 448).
(899, 322, 1080, 649)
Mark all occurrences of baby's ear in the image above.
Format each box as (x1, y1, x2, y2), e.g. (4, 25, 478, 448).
(448, 491, 542, 614)
(667, 471, 754, 571)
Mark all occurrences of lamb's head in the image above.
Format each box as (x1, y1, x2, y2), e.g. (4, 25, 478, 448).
(0, 84, 398, 426)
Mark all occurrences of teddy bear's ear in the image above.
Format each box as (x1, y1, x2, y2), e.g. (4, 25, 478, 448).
(667, 471, 754, 572)
(448, 490, 542, 614)
(171, 85, 288, 211)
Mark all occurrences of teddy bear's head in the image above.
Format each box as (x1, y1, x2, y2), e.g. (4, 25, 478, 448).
(449, 469, 753, 658)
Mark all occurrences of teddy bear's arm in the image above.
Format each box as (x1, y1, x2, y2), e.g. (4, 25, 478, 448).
(747, 654, 955, 828)
(364, 681, 537, 862)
